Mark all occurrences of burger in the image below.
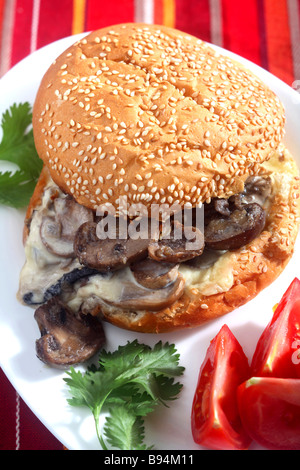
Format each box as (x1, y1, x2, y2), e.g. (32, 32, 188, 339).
(17, 24, 300, 367)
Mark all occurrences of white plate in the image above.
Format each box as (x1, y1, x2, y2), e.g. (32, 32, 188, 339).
(0, 33, 299, 451)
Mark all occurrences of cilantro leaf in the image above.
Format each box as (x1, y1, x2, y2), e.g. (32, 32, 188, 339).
(150, 374, 184, 404)
(97, 340, 184, 403)
(64, 340, 185, 450)
(63, 367, 102, 410)
(103, 405, 152, 450)
(0, 170, 38, 208)
(0, 103, 43, 208)
(107, 386, 157, 416)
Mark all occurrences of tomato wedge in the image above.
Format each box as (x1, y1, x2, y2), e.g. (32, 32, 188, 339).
(251, 277, 300, 378)
(238, 377, 300, 450)
(191, 324, 251, 450)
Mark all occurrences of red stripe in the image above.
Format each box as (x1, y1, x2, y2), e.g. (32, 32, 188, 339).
(175, 0, 211, 42)
(36, 0, 73, 50)
(19, 397, 63, 450)
(85, 0, 134, 31)
(0, 369, 63, 450)
(154, 0, 163, 25)
(0, 0, 5, 68)
(256, 0, 269, 71)
(221, 0, 261, 66)
(10, 0, 33, 67)
(0, 369, 18, 450)
(264, 0, 294, 83)
(0, 0, 5, 45)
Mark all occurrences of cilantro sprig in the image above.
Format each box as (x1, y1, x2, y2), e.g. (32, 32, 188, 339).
(64, 340, 185, 450)
(0, 103, 43, 208)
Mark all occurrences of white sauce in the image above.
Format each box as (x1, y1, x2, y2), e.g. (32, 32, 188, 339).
(17, 184, 82, 304)
(18, 148, 294, 311)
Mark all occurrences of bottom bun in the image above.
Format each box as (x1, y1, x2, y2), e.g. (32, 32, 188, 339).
(23, 148, 300, 333)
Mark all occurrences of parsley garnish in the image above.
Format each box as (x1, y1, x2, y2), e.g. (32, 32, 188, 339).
(64, 340, 185, 450)
(0, 103, 43, 208)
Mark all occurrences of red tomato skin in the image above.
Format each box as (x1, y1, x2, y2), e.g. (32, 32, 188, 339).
(191, 325, 252, 450)
(251, 278, 300, 378)
(238, 377, 300, 450)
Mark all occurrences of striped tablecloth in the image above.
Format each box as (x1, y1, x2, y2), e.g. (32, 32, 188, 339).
(0, 0, 300, 451)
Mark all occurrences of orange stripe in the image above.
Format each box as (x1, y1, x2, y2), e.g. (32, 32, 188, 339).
(264, 0, 294, 83)
(72, 0, 86, 35)
(163, 0, 175, 28)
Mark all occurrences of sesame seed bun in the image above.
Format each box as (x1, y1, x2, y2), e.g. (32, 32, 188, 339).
(32, 23, 285, 213)
(72, 147, 300, 333)
(24, 147, 300, 333)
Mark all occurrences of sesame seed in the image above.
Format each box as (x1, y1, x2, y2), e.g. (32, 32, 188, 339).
(36, 24, 287, 212)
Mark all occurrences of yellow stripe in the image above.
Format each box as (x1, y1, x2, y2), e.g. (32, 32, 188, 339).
(163, 0, 175, 28)
(72, 0, 86, 35)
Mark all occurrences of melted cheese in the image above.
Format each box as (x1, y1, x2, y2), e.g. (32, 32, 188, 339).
(18, 180, 236, 307)
(64, 269, 134, 312)
(17, 183, 81, 304)
(18, 147, 297, 310)
(179, 252, 235, 296)
(263, 148, 296, 201)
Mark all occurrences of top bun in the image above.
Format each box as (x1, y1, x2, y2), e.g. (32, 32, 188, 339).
(33, 23, 285, 213)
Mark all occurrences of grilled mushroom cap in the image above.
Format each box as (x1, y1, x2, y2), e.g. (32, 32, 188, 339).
(148, 220, 205, 263)
(205, 203, 266, 251)
(130, 258, 179, 289)
(34, 297, 105, 368)
(74, 220, 153, 271)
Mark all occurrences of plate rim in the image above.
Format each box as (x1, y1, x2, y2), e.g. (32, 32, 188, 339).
(0, 31, 299, 451)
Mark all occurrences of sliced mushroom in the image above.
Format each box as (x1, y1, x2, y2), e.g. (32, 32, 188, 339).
(130, 258, 179, 289)
(40, 216, 75, 258)
(205, 203, 266, 251)
(229, 176, 272, 209)
(242, 175, 272, 205)
(43, 266, 102, 302)
(148, 220, 205, 263)
(213, 199, 231, 217)
(34, 297, 105, 368)
(54, 196, 94, 240)
(40, 196, 94, 258)
(74, 221, 151, 271)
(105, 274, 185, 311)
